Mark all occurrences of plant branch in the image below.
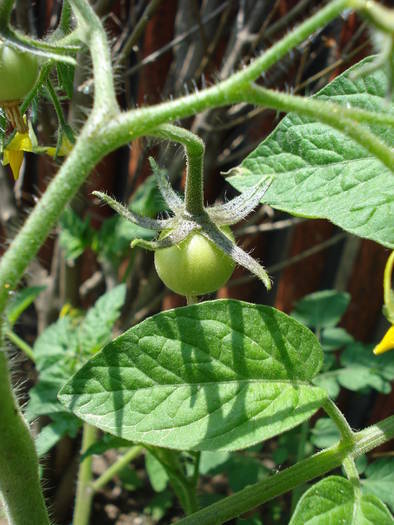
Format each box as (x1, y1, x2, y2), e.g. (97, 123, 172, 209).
(91, 445, 143, 492)
(322, 398, 354, 444)
(176, 415, 394, 525)
(5, 329, 35, 362)
(69, 0, 118, 113)
(73, 423, 97, 525)
(149, 124, 205, 215)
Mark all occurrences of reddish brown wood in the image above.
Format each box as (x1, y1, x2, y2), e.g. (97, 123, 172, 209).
(275, 220, 334, 313)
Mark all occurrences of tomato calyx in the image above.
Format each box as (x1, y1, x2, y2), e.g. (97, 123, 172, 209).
(93, 157, 272, 294)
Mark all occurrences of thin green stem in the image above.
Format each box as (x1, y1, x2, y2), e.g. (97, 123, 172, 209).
(323, 398, 354, 444)
(45, 78, 75, 145)
(91, 445, 143, 492)
(149, 124, 205, 215)
(176, 416, 394, 525)
(73, 423, 97, 525)
(383, 251, 394, 309)
(0, 325, 50, 525)
(342, 457, 360, 485)
(5, 329, 35, 362)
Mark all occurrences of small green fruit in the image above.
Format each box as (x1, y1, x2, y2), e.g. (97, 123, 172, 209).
(0, 44, 39, 102)
(154, 227, 235, 296)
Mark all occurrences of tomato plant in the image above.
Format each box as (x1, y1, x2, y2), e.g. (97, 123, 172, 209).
(0, 1, 393, 525)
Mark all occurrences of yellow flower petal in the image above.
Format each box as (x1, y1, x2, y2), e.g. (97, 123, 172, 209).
(45, 136, 73, 158)
(373, 325, 394, 355)
(7, 132, 33, 152)
(3, 149, 24, 180)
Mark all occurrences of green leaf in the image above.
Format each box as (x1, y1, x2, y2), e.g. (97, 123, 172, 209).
(59, 299, 326, 451)
(312, 373, 340, 399)
(145, 451, 169, 492)
(290, 476, 394, 524)
(310, 418, 340, 449)
(35, 413, 81, 457)
(292, 290, 350, 329)
(144, 490, 174, 521)
(78, 284, 126, 355)
(80, 433, 132, 461)
(59, 207, 93, 261)
(321, 327, 354, 352)
(362, 459, 394, 511)
(6, 286, 46, 326)
(56, 62, 75, 99)
(338, 343, 394, 393)
(26, 316, 78, 420)
(229, 57, 394, 248)
(199, 451, 231, 475)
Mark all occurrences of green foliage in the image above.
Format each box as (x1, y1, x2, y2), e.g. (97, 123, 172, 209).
(59, 299, 326, 451)
(361, 459, 394, 511)
(27, 285, 126, 455)
(310, 418, 340, 449)
(229, 57, 394, 248)
(5, 285, 45, 326)
(59, 207, 94, 261)
(289, 476, 393, 524)
(145, 451, 169, 492)
(291, 290, 350, 329)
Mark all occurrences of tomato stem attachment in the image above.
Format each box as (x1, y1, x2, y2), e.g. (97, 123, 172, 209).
(1, 100, 27, 133)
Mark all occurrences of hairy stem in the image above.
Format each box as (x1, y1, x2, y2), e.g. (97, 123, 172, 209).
(149, 124, 205, 215)
(0, 327, 50, 525)
(176, 416, 394, 525)
(322, 398, 354, 444)
(73, 423, 97, 525)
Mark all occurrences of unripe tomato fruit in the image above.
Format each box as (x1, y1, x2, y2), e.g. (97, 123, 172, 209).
(154, 227, 235, 296)
(0, 44, 39, 102)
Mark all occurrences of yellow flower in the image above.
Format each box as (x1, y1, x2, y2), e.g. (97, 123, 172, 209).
(2, 131, 33, 180)
(2, 132, 73, 180)
(45, 136, 74, 158)
(373, 325, 394, 355)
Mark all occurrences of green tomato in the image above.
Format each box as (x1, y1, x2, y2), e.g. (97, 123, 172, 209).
(154, 227, 235, 296)
(0, 44, 39, 102)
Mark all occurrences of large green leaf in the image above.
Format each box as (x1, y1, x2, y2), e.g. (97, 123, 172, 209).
(229, 57, 394, 248)
(290, 476, 394, 524)
(59, 299, 326, 451)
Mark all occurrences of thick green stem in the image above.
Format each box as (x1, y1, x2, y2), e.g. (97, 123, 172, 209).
(73, 423, 97, 525)
(91, 445, 143, 492)
(176, 416, 394, 525)
(149, 124, 205, 215)
(0, 328, 50, 525)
